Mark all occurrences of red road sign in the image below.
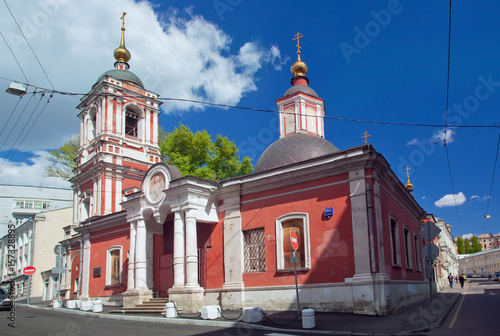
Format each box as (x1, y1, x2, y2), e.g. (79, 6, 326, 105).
(290, 230, 298, 251)
(23, 266, 36, 276)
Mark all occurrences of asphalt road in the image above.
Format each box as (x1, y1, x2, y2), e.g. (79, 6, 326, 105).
(0, 304, 313, 336)
(426, 278, 500, 336)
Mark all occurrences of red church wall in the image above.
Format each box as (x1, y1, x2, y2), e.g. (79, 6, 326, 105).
(241, 174, 355, 287)
(88, 224, 129, 298)
(205, 213, 225, 290)
(374, 175, 424, 281)
(70, 249, 80, 299)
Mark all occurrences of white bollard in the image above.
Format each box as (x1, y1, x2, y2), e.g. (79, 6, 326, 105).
(242, 307, 263, 323)
(165, 302, 177, 318)
(302, 308, 315, 329)
(201, 305, 221, 319)
(80, 300, 93, 311)
(65, 300, 76, 309)
(52, 300, 62, 308)
(75, 300, 81, 309)
(92, 300, 103, 313)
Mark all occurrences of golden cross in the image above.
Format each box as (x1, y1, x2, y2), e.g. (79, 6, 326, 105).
(405, 166, 411, 178)
(120, 12, 127, 29)
(361, 130, 371, 144)
(293, 32, 303, 54)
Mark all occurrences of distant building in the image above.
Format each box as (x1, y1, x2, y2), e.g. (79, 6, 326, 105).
(458, 247, 500, 277)
(478, 233, 500, 251)
(0, 184, 72, 237)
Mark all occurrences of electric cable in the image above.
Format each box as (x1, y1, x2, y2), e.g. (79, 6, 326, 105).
(3, 0, 54, 89)
(0, 29, 29, 84)
(482, 132, 500, 233)
(0, 91, 36, 154)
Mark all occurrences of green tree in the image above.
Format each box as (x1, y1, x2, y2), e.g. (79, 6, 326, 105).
(159, 123, 253, 180)
(456, 237, 465, 254)
(471, 235, 483, 253)
(464, 239, 472, 254)
(44, 134, 80, 180)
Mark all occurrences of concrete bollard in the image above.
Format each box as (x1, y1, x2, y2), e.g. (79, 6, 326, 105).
(201, 305, 221, 319)
(80, 300, 93, 311)
(92, 300, 103, 313)
(242, 307, 263, 323)
(165, 302, 177, 318)
(65, 300, 76, 309)
(52, 300, 62, 308)
(302, 308, 315, 329)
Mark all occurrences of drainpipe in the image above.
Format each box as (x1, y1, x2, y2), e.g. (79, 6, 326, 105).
(366, 183, 377, 273)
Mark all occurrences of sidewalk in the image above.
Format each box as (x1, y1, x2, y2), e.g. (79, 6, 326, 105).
(22, 285, 465, 336)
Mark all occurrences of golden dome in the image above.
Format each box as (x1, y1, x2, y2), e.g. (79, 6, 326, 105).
(291, 53, 308, 77)
(405, 179, 414, 190)
(114, 12, 131, 64)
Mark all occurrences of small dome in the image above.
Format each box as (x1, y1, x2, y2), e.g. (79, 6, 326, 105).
(255, 133, 339, 172)
(114, 46, 131, 64)
(283, 84, 319, 99)
(96, 69, 144, 88)
(291, 59, 308, 77)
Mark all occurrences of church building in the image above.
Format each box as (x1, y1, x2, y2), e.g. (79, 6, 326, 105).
(61, 18, 429, 316)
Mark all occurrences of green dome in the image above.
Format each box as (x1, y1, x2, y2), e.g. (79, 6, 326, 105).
(96, 69, 144, 88)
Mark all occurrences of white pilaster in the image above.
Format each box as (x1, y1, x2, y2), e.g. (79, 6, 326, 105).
(104, 174, 112, 214)
(185, 208, 200, 288)
(135, 218, 148, 289)
(172, 211, 185, 288)
(127, 221, 136, 291)
(115, 177, 123, 212)
(80, 233, 91, 299)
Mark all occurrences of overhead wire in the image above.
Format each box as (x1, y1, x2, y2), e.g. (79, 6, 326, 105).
(0, 29, 29, 84)
(3, 0, 54, 89)
(481, 132, 500, 233)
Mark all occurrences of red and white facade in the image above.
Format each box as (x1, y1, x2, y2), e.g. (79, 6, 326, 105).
(61, 33, 431, 315)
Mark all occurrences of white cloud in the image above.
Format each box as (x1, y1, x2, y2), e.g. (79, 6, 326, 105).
(431, 128, 456, 144)
(0, 151, 70, 188)
(471, 195, 480, 200)
(462, 233, 473, 240)
(0, 0, 282, 185)
(406, 138, 420, 146)
(422, 196, 427, 199)
(434, 192, 466, 208)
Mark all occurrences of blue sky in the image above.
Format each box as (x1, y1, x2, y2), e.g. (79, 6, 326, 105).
(0, 0, 499, 239)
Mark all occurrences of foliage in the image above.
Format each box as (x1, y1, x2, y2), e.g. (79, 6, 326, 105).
(159, 123, 253, 180)
(471, 235, 483, 253)
(456, 237, 465, 254)
(43, 134, 79, 180)
(463, 239, 472, 254)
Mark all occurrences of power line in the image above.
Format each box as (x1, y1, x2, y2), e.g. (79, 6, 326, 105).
(0, 29, 29, 84)
(3, 0, 54, 89)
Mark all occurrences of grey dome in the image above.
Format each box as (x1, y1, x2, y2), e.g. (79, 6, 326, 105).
(96, 69, 144, 88)
(254, 133, 339, 172)
(283, 85, 319, 98)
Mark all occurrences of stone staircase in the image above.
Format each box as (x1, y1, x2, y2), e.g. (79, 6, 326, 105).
(109, 297, 170, 314)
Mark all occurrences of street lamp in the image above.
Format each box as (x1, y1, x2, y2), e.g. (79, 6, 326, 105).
(6, 82, 27, 96)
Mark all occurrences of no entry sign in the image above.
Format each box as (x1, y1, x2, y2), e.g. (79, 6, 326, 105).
(23, 266, 36, 276)
(290, 230, 298, 251)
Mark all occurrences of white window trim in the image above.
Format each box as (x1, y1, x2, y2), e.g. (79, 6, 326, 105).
(275, 212, 311, 272)
(106, 246, 122, 286)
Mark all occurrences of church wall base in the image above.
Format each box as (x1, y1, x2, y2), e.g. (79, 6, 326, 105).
(168, 287, 205, 313)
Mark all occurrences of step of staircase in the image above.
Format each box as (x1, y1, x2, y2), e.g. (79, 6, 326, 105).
(109, 297, 170, 314)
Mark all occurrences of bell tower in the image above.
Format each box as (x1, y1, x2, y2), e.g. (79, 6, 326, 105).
(71, 13, 162, 224)
(276, 32, 325, 139)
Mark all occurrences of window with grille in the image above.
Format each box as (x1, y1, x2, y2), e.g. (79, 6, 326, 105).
(243, 228, 266, 273)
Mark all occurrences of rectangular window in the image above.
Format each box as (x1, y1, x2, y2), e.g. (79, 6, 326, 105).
(110, 250, 120, 285)
(390, 217, 401, 266)
(404, 227, 412, 269)
(243, 228, 266, 273)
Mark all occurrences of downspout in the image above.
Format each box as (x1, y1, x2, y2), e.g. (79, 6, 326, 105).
(366, 183, 377, 273)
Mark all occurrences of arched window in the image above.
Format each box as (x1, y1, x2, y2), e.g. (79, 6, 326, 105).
(285, 108, 295, 134)
(404, 226, 412, 269)
(306, 107, 317, 133)
(125, 108, 140, 138)
(106, 246, 122, 285)
(276, 213, 310, 271)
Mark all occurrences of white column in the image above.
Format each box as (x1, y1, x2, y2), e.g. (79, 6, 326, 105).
(185, 209, 200, 288)
(127, 221, 136, 291)
(80, 233, 91, 299)
(115, 177, 123, 212)
(172, 211, 185, 288)
(134, 218, 148, 289)
(104, 174, 112, 214)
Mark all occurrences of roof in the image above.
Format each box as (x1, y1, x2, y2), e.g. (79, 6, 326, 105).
(254, 133, 339, 172)
(96, 69, 144, 88)
(283, 85, 319, 99)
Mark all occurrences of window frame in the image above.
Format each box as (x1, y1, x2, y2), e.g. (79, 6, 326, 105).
(389, 216, 401, 267)
(403, 225, 413, 269)
(275, 213, 311, 272)
(106, 246, 122, 286)
(243, 228, 266, 273)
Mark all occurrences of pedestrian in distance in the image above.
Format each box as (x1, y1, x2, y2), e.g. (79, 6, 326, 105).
(448, 274, 454, 288)
(459, 273, 466, 289)
(455, 274, 458, 284)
